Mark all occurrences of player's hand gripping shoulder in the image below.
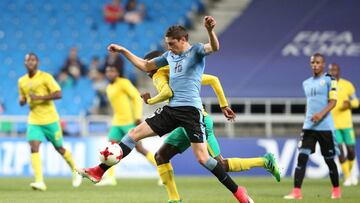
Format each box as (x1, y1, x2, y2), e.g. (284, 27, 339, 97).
(221, 106, 236, 122)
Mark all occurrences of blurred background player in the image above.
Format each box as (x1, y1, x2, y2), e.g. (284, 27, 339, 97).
(18, 53, 82, 191)
(284, 53, 340, 199)
(329, 63, 359, 186)
(142, 50, 280, 202)
(96, 65, 157, 186)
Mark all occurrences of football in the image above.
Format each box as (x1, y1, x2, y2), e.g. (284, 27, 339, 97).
(99, 142, 123, 166)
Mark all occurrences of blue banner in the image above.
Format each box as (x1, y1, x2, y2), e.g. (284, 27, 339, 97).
(0, 137, 359, 178)
(203, 0, 360, 97)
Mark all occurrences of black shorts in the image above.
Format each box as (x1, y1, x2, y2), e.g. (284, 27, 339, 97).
(145, 106, 206, 143)
(298, 129, 336, 157)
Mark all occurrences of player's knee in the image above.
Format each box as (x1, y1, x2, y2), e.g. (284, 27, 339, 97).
(155, 152, 168, 165)
(128, 128, 136, 137)
(55, 146, 65, 155)
(215, 157, 228, 171)
(30, 146, 39, 153)
(347, 146, 356, 160)
(134, 143, 144, 153)
(338, 154, 346, 163)
(324, 157, 337, 168)
(127, 128, 142, 142)
(29, 142, 40, 153)
(197, 156, 209, 165)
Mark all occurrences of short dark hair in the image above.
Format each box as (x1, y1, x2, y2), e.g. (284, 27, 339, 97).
(144, 50, 164, 60)
(312, 53, 325, 62)
(26, 52, 39, 61)
(165, 25, 188, 41)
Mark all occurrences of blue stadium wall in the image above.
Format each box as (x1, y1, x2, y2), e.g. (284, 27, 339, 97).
(0, 137, 359, 178)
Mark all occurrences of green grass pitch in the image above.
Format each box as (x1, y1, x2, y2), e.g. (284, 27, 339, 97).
(1, 177, 359, 203)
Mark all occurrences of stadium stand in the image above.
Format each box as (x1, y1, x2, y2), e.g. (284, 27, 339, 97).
(0, 0, 203, 116)
(1, 0, 359, 137)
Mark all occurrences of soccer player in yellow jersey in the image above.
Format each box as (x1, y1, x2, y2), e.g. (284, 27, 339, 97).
(18, 53, 82, 191)
(141, 51, 280, 203)
(95, 65, 157, 186)
(329, 63, 359, 186)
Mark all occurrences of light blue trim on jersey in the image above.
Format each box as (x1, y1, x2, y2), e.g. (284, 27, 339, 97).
(153, 43, 207, 110)
(302, 74, 335, 131)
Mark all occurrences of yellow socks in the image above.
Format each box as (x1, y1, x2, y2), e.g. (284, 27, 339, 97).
(228, 157, 265, 172)
(63, 150, 76, 171)
(348, 160, 355, 173)
(145, 152, 157, 166)
(31, 152, 43, 182)
(341, 161, 350, 179)
(157, 163, 180, 201)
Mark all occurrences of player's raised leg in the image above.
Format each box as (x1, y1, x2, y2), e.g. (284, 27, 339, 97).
(205, 115, 281, 182)
(95, 137, 118, 186)
(77, 121, 157, 183)
(191, 142, 253, 203)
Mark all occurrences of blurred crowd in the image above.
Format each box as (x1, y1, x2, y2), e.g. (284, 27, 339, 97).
(56, 46, 127, 115)
(103, 0, 145, 29)
(55, 0, 147, 115)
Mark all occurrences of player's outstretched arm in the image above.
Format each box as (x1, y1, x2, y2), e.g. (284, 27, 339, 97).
(201, 74, 235, 121)
(201, 74, 228, 108)
(146, 84, 173, 105)
(203, 16, 219, 54)
(108, 44, 157, 72)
